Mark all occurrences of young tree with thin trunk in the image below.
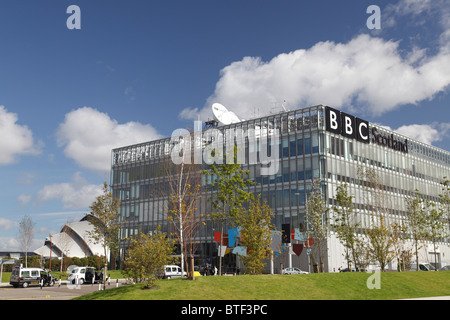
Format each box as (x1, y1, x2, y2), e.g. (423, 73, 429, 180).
(332, 183, 358, 271)
(439, 177, 450, 235)
(236, 193, 274, 275)
(423, 199, 447, 270)
(166, 127, 206, 279)
(17, 215, 35, 268)
(166, 159, 204, 279)
(359, 167, 396, 272)
(88, 182, 122, 289)
(306, 179, 328, 272)
(404, 191, 428, 271)
(203, 146, 253, 276)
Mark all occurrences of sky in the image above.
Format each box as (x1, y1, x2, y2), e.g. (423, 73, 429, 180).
(1, 0, 449, 252)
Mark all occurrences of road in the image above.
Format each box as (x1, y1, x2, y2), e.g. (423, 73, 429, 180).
(0, 281, 125, 300)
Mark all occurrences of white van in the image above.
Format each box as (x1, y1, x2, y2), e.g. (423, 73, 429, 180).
(163, 265, 187, 279)
(409, 263, 435, 271)
(67, 266, 103, 285)
(10, 264, 45, 288)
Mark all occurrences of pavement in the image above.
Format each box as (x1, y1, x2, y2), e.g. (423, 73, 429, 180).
(399, 296, 450, 300)
(0, 279, 129, 300)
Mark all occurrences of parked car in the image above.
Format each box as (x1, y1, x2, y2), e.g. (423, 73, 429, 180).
(163, 265, 187, 279)
(439, 265, 450, 271)
(68, 266, 103, 285)
(282, 267, 309, 275)
(9, 264, 53, 288)
(339, 268, 357, 272)
(409, 263, 435, 271)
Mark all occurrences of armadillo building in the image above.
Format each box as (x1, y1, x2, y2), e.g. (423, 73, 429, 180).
(34, 215, 107, 259)
(111, 105, 450, 272)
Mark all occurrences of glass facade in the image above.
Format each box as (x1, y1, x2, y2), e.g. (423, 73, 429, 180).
(111, 105, 450, 271)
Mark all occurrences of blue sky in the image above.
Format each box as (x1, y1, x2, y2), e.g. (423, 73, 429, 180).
(1, 0, 449, 252)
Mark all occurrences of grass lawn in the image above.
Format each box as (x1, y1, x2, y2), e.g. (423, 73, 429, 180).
(74, 271, 450, 300)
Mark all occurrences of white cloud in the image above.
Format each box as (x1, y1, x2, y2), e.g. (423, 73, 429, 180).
(395, 123, 450, 145)
(37, 172, 103, 210)
(0, 237, 43, 252)
(181, 1, 450, 123)
(57, 107, 161, 173)
(385, 0, 449, 28)
(0, 217, 19, 231)
(0, 106, 41, 165)
(0, 237, 20, 251)
(17, 194, 32, 207)
(181, 34, 450, 122)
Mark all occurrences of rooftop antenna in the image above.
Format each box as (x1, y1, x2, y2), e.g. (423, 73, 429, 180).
(281, 100, 289, 112)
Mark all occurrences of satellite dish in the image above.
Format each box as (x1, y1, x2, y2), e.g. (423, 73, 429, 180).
(212, 103, 241, 125)
(212, 103, 228, 121)
(228, 111, 241, 124)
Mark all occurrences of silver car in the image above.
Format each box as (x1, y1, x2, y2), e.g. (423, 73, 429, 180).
(282, 267, 309, 275)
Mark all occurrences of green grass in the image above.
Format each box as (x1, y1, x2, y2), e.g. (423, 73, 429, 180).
(74, 271, 450, 300)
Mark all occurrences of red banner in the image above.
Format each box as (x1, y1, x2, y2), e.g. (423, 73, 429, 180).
(214, 232, 228, 246)
(292, 244, 304, 256)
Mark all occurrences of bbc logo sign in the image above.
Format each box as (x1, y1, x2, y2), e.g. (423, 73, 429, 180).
(325, 107, 369, 144)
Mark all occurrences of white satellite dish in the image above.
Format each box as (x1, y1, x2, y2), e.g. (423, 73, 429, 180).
(212, 103, 228, 121)
(212, 103, 241, 125)
(228, 111, 241, 124)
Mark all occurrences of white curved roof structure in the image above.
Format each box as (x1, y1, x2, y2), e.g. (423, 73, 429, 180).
(34, 215, 109, 260)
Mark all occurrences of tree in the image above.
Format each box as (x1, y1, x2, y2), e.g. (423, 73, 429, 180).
(365, 215, 396, 272)
(306, 179, 328, 272)
(17, 215, 35, 268)
(404, 191, 428, 271)
(123, 226, 177, 288)
(332, 183, 359, 271)
(439, 177, 450, 234)
(390, 221, 413, 271)
(359, 167, 396, 271)
(236, 193, 274, 275)
(165, 153, 204, 279)
(88, 182, 122, 289)
(203, 146, 253, 275)
(423, 199, 447, 270)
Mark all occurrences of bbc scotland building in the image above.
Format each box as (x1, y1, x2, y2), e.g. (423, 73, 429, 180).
(111, 105, 450, 272)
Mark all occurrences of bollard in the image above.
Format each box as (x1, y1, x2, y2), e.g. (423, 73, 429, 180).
(116, 279, 119, 288)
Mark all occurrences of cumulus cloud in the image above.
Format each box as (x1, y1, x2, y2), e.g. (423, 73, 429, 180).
(0, 217, 19, 231)
(385, 0, 449, 28)
(181, 34, 450, 122)
(181, 1, 450, 124)
(17, 194, 32, 207)
(57, 107, 162, 173)
(395, 123, 450, 145)
(0, 106, 41, 165)
(37, 172, 103, 210)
